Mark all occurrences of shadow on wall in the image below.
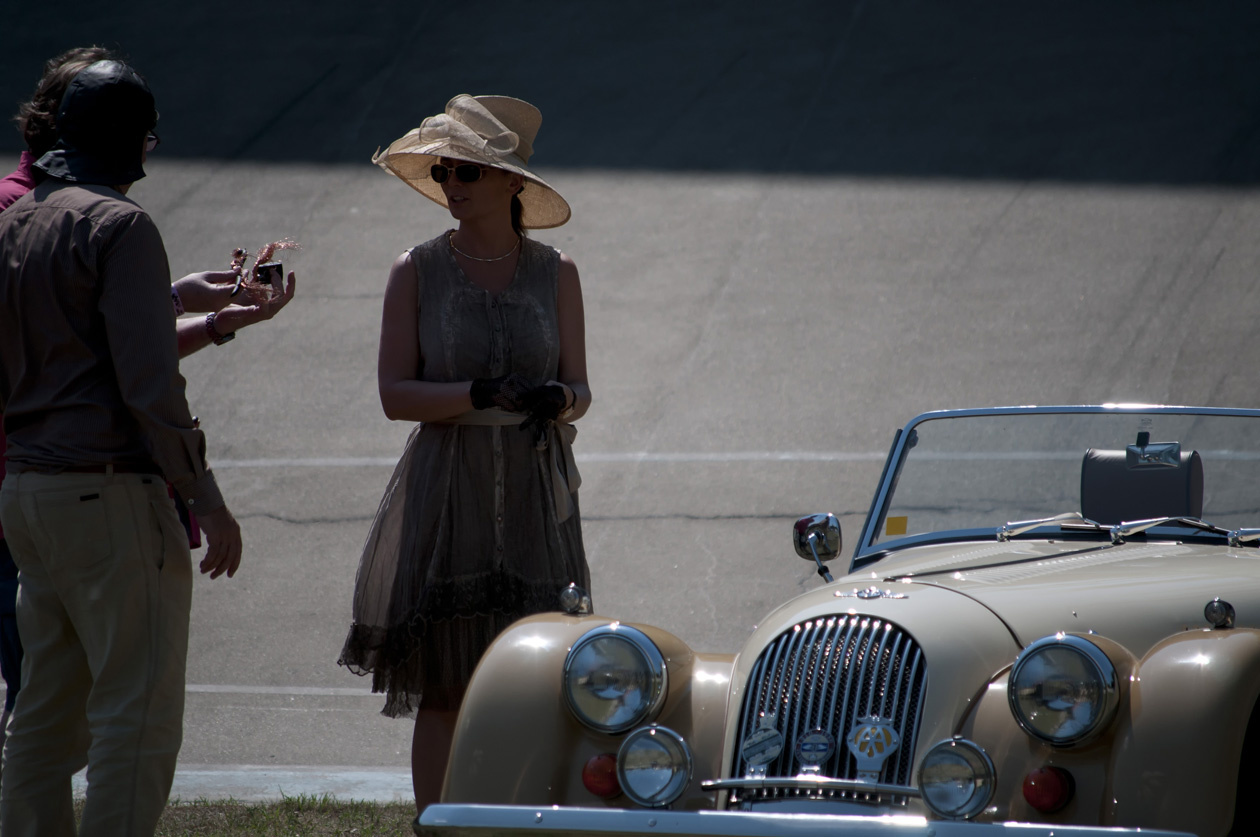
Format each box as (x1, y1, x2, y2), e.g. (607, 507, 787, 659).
(3, 0, 1259, 183)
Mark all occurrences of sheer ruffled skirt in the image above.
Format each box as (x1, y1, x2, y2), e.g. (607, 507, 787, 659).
(338, 423, 588, 717)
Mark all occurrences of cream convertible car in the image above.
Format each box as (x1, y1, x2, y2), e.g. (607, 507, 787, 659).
(421, 405, 1260, 837)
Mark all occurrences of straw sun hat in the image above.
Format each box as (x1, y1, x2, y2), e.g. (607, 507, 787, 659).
(372, 94, 570, 229)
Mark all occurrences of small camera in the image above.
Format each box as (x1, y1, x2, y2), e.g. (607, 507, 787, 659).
(254, 261, 283, 299)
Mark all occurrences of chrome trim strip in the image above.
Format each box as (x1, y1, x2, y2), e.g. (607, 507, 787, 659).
(898, 645, 925, 782)
(1229, 528, 1260, 547)
(781, 619, 812, 758)
(819, 618, 851, 761)
(702, 777, 921, 796)
(418, 803, 1197, 837)
(740, 647, 769, 745)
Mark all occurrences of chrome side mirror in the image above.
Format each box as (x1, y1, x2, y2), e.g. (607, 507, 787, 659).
(793, 513, 842, 583)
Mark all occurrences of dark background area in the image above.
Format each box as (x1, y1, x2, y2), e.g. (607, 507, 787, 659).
(3, 0, 1259, 182)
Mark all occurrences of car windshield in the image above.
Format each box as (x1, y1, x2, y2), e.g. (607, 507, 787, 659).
(864, 408, 1260, 552)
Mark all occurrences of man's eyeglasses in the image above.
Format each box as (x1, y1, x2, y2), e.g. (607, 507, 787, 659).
(145, 133, 160, 152)
(430, 162, 485, 184)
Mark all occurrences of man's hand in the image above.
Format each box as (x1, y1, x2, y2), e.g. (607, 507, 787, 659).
(196, 504, 243, 579)
(211, 271, 297, 333)
(172, 270, 241, 313)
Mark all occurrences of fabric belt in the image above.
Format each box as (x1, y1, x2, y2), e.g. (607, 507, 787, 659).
(440, 408, 582, 523)
(28, 463, 162, 476)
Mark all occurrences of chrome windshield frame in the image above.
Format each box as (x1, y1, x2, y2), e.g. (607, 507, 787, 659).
(851, 405, 1260, 573)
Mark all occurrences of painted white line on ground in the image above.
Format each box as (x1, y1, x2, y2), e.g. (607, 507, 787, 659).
(186, 684, 375, 697)
(214, 456, 397, 468)
(73, 765, 412, 804)
(209, 450, 1260, 468)
(580, 451, 888, 463)
(211, 452, 889, 468)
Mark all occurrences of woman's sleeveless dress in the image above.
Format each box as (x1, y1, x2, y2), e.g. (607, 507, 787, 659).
(338, 232, 589, 717)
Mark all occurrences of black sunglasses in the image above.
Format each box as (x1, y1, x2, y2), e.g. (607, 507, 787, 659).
(430, 163, 485, 184)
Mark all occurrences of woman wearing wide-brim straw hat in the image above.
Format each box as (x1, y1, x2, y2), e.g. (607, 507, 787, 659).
(337, 94, 591, 824)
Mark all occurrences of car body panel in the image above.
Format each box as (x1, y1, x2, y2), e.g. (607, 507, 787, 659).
(959, 629, 1260, 836)
(443, 614, 735, 809)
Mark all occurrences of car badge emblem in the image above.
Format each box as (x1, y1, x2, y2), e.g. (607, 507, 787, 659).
(794, 729, 836, 773)
(835, 586, 908, 600)
(846, 716, 901, 781)
(742, 712, 784, 777)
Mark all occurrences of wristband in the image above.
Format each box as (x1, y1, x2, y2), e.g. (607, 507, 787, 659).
(206, 312, 235, 345)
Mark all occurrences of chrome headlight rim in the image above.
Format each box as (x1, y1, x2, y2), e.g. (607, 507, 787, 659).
(1008, 633, 1119, 747)
(918, 737, 996, 820)
(616, 724, 693, 808)
(562, 623, 667, 734)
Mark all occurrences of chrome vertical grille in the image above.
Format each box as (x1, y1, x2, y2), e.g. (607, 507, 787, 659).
(730, 614, 926, 804)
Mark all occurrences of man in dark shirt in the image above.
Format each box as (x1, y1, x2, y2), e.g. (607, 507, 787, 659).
(0, 45, 118, 772)
(0, 48, 296, 773)
(0, 59, 244, 836)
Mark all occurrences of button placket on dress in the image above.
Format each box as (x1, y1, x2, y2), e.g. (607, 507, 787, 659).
(489, 293, 508, 567)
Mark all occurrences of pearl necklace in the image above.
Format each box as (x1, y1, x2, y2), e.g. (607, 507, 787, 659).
(448, 231, 520, 262)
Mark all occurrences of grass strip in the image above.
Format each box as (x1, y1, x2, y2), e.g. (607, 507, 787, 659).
(75, 793, 417, 836)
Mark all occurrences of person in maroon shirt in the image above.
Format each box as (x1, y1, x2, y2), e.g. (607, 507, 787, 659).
(0, 154, 36, 211)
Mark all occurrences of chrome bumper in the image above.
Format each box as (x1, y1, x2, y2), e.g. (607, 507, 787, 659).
(418, 804, 1195, 837)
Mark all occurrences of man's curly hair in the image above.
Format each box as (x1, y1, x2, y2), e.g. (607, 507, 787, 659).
(15, 46, 119, 158)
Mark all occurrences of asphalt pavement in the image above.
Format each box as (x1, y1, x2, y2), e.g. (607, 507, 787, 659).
(4, 0, 1260, 803)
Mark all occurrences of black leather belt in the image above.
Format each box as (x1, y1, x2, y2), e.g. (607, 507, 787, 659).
(40, 464, 162, 476)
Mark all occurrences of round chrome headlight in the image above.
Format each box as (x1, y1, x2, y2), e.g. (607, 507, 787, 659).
(617, 725, 692, 808)
(1008, 634, 1119, 746)
(563, 623, 666, 733)
(918, 738, 995, 820)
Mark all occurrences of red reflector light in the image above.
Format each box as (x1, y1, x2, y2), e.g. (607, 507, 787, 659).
(582, 753, 620, 798)
(1023, 766, 1074, 813)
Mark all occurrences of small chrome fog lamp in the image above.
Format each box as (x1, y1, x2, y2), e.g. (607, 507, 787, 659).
(1008, 634, 1119, 746)
(563, 623, 666, 733)
(918, 738, 995, 820)
(560, 583, 593, 615)
(617, 725, 692, 808)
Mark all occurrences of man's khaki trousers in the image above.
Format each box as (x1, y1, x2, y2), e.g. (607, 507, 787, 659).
(0, 469, 192, 837)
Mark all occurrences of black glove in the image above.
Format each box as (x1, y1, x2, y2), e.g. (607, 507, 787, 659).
(470, 373, 533, 412)
(519, 383, 568, 439)
(524, 384, 567, 422)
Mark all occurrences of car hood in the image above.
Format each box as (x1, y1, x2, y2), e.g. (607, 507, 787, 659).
(861, 538, 1260, 656)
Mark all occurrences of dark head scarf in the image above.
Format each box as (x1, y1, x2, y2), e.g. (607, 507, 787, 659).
(35, 60, 157, 186)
